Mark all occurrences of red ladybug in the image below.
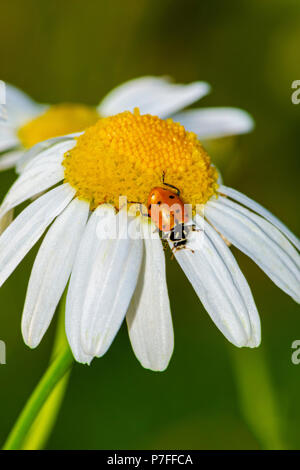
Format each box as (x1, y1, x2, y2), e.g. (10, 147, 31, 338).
(147, 172, 190, 249)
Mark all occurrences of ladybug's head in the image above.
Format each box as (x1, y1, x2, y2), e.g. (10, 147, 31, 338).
(148, 187, 166, 206)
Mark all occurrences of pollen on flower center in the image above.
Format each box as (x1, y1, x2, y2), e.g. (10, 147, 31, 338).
(63, 109, 218, 209)
(18, 103, 99, 149)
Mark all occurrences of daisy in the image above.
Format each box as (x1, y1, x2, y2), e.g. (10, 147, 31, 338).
(0, 84, 99, 171)
(0, 109, 298, 372)
(0, 76, 254, 173)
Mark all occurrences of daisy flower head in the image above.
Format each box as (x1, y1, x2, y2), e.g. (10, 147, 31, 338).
(0, 76, 254, 173)
(0, 84, 99, 172)
(0, 108, 298, 372)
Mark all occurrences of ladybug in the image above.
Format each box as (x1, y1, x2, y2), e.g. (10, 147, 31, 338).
(147, 172, 191, 250)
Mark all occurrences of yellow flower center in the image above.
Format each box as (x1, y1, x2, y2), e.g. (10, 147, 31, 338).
(63, 109, 218, 210)
(18, 103, 99, 148)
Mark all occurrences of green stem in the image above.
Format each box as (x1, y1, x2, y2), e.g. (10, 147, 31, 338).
(22, 370, 70, 450)
(230, 347, 286, 450)
(3, 346, 73, 450)
(21, 293, 72, 450)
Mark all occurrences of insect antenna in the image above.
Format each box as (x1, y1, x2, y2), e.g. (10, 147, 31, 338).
(161, 171, 181, 196)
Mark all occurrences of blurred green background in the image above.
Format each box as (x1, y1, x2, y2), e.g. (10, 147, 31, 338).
(0, 0, 300, 450)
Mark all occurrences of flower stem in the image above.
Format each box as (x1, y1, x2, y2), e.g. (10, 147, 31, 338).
(21, 293, 72, 450)
(3, 342, 73, 450)
(230, 346, 286, 450)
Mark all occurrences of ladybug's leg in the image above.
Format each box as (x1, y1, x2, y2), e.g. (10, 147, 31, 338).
(170, 245, 176, 260)
(161, 171, 180, 196)
(170, 244, 194, 256)
(174, 245, 195, 254)
(191, 225, 203, 232)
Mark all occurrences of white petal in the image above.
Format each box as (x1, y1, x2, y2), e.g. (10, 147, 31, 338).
(126, 220, 174, 371)
(0, 184, 75, 288)
(196, 216, 261, 347)
(0, 145, 68, 220)
(0, 209, 14, 235)
(0, 123, 19, 152)
(0, 105, 6, 122)
(205, 197, 300, 303)
(16, 134, 80, 173)
(218, 185, 300, 251)
(22, 198, 89, 348)
(66, 207, 143, 363)
(4, 83, 46, 127)
(65, 206, 99, 365)
(18, 138, 76, 174)
(0, 150, 23, 170)
(172, 227, 255, 348)
(98, 76, 211, 118)
(80, 211, 143, 357)
(172, 107, 254, 139)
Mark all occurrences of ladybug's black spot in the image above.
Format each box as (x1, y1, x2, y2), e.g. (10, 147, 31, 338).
(157, 201, 161, 205)
(169, 195, 175, 199)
